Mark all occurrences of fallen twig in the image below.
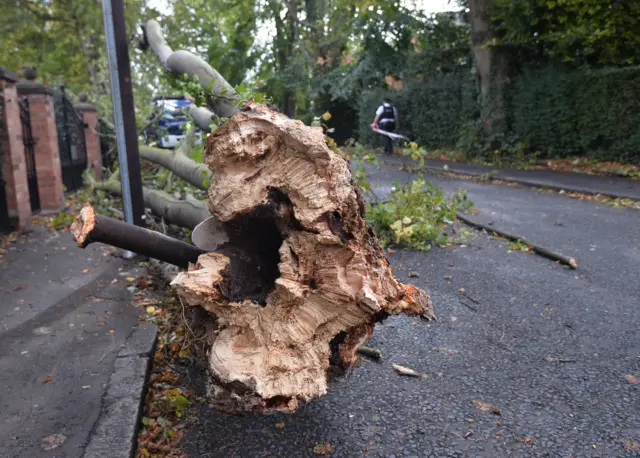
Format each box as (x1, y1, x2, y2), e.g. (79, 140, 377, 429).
(459, 300, 477, 312)
(456, 212, 579, 269)
(357, 346, 382, 360)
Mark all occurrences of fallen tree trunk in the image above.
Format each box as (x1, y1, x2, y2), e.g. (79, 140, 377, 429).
(71, 204, 206, 268)
(91, 177, 209, 230)
(169, 103, 435, 413)
(139, 145, 211, 190)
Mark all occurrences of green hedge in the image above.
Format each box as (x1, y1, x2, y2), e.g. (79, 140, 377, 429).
(359, 66, 640, 162)
(358, 74, 478, 149)
(508, 66, 640, 161)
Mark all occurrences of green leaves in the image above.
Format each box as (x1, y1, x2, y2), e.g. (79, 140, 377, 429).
(493, 0, 640, 67)
(366, 176, 474, 251)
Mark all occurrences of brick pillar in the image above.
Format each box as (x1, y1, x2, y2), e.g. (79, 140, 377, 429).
(17, 78, 64, 213)
(75, 95, 102, 180)
(0, 67, 32, 230)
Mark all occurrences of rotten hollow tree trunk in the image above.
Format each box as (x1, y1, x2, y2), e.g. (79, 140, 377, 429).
(170, 102, 435, 413)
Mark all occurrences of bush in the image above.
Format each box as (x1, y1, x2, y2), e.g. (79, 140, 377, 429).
(508, 65, 640, 162)
(359, 65, 640, 163)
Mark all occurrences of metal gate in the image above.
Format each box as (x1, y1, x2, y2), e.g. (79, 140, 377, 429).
(19, 96, 40, 213)
(0, 94, 11, 233)
(54, 85, 87, 192)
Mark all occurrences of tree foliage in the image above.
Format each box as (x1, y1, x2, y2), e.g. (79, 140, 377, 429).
(492, 0, 640, 67)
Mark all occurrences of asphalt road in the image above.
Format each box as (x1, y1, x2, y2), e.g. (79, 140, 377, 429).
(184, 162, 640, 457)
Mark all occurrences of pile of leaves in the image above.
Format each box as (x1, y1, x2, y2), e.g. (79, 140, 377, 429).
(133, 280, 198, 458)
(366, 178, 474, 251)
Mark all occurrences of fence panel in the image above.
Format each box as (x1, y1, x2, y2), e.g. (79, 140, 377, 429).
(54, 85, 87, 192)
(18, 96, 40, 212)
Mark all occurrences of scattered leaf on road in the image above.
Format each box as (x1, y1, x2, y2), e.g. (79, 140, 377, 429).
(109, 330, 115, 335)
(82, 268, 90, 273)
(471, 400, 501, 415)
(41, 433, 66, 451)
(275, 423, 285, 429)
(146, 306, 156, 314)
(438, 348, 458, 355)
(126, 276, 136, 282)
(625, 374, 638, 384)
(313, 442, 334, 455)
(523, 437, 534, 445)
(622, 438, 640, 451)
(392, 363, 423, 378)
(41, 375, 53, 384)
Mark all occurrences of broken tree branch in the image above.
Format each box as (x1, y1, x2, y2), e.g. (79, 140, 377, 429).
(142, 19, 239, 120)
(139, 145, 211, 190)
(456, 212, 579, 268)
(71, 204, 206, 268)
(88, 174, 209, 230)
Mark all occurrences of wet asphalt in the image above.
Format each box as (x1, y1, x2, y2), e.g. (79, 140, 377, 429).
(184, 160, 640, 457)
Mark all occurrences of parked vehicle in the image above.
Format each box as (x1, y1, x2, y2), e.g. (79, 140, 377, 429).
(145, 96, 202, 149)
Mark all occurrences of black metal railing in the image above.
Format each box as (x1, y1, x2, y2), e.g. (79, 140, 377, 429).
(18, 96, 40, 213)
(0, 93, 11, 233)
(54, 85, 87, 192)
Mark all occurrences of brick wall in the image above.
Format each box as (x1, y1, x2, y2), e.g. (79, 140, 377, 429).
(22, 92, 64, 212)
(76, 104, 102, 180)
(0, 72, 32, 230)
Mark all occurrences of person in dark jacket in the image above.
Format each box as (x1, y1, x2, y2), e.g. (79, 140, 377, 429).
(371, 98, 398, 155)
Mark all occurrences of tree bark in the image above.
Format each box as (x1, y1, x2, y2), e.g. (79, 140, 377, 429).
(92, 178, 210, 230)
(171, 103, 435, 413)
(71, 204, 206, 268)
(142, 19, 239, 120)
(469, 0, 508, 139)
(139, 145, 211, 190)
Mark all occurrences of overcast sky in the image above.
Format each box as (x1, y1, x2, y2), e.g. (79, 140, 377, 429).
(147, 0, 460, 17)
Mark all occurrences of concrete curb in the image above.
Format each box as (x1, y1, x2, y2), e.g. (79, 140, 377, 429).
(83, 323, 158, 458)
(426, 165, 638, 200)
(379, 157, 640, 200)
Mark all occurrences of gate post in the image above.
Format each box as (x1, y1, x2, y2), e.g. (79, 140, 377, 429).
(0, 66, 32, 230)
(75, 94, 102, 180)
(17, 69, 64, 213)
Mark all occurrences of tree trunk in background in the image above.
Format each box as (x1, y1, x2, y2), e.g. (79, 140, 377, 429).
(282, 91, 296, 118)
(469, 0, 508, 140)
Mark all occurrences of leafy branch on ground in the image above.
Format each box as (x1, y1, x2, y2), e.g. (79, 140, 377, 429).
(336, 140, 476, 251)
(366, 178, 474, 251)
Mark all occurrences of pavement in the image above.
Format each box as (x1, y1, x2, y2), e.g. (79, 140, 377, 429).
(0, 226, 155, 458)
(379, 154, 640, 200)
(183, 160, 640, 457)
